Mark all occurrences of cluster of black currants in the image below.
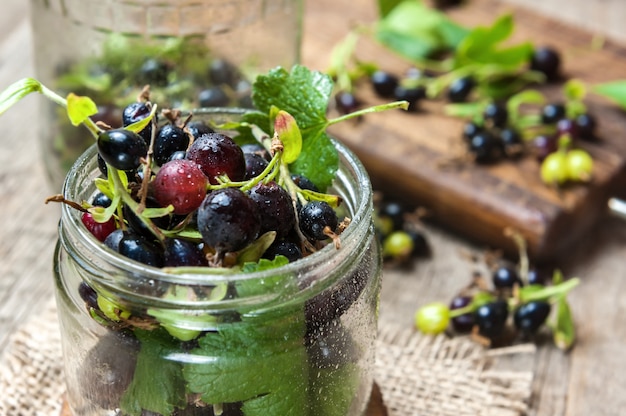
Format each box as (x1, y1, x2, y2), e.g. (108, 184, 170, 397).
(447, 261, 554, 343)
(82, 100, 343, 270)
(373, 196, 431, 265)
(414, 255, 563, 346)
(462, 101, 525, 164)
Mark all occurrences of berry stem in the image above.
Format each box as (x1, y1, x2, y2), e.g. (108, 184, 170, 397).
(326, 100, 409, 125)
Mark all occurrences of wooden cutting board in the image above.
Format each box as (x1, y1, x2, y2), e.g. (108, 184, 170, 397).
(303, 0, 626, 262)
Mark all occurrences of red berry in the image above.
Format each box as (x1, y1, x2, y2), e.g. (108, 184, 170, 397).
(81, 212, 117, 242)
(153, 159, 208, 215)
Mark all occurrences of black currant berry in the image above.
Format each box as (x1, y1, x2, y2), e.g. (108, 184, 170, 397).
(244, 152, 269, 179)
(153, 123, 190, 166)
(208, 59, 239, 87)
(379, 200, 405, 231)
(483, 102, 508, 128)
(138, 58, 170, 87)
(164, 238, 207, 267)
(450, 295, 474, 333)
(500, 127, 524, 158)
(198, 86, 230, 107)
(263, 240, 303, 263)
(197, 188, 261, 254)
(530, 46, 561, 81)
(187, 133, 246, 184)
(335, 91, 360, 114)
(186, 120, 215, 139)
(447, 76, 476, 103)
(514, 301, 551, 335)
(462, 122, 483, 142)
(118, 231, 164, 267)
(492, 264, 523, 289)
(474, 300, 509, 339)
(370, 70, 399, 98)
(122, 102, 153, 144)
(299, 201, 339, 241)
(541, 103, 566, 125)
(248, 181, 296, 238)
(393, 85, 424, 112)
(575, 113, 597, 141)
(97, 128, 148, 171)
(291, 174, 319, 193)
(468, 130, 503, 164)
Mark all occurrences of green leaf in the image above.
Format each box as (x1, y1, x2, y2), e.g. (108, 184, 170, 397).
(119, 330, 186, 416)
(290, 130, 339, 191)
(236, 256, 293, 299)
(183, 312, 309, 410)
(141, 205, 174, 219)
(552, 296, 576, 351)
(274, 110, 302, 164)
(0, 78, 43, 115)
(377, 0, 406, 18)
(454, 14, 533, 70)
(375, 1, 468, 61)
(592, 80, 626, 110)
(124, 103, 157, 134)
(66, 93, 98, 126)
(147, 286, 221, 341)
(251, 66, 339, 191)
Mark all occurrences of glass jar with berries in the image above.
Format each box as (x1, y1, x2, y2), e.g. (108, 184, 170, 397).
(29, 0, 303, 188)
(52, 105, 382, 416)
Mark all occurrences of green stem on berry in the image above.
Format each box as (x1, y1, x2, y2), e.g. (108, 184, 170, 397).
(109, 167, 165, 243)
(326, 100, 409, 126)
(518, 278, 580, 304)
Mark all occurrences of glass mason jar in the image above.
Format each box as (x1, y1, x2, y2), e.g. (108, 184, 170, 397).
(29, 0, 303, 188)
(53, 110, 382, 416)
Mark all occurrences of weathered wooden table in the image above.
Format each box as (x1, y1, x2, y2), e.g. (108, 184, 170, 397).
(2, 1, 626, 415)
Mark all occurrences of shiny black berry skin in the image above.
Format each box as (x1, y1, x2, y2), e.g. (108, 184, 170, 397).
(379, 200, 405, 231)
(483, 102, 508, 128)
(474, 300, 509, 339)
(335, 91, 360, 114)
(97, 128, 148, 171)
(462, 122, 483, 142)
(90, 192, 112, 208)
(186, 120, 215, 139)
(186, 133, 246, 184)
(447, 76, 476, 103)
(299, 201, 339, 241)
(541, 103, 566, 124)
(530, 46, 561, 81)
(500, 127, 524, 158)
(263, 240, 303, 263)
(575, 113, 598, 141)
(197, 188, 261, 254)
(450, 295, 474, 333)
(514, 301, 551, 335)
(118, 231, 164, 267)
(122, 102, 153, 144)
(198, 86, 230, 107)
(468, 131, 503, 164)
(291, 174, 319, 193)
(492, 264, 523, 289)
(154, 124, 190, 166)
(244, 153, 269, 179)
(370, 70, 399, 98)
(138, 58, 170, 87)
(248, 181, 296, 238)
(163, 238, 207, 267)
(393, 85, 424, 112)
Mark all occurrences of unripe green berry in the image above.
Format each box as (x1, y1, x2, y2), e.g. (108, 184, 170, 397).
(415, 302, 451, 334)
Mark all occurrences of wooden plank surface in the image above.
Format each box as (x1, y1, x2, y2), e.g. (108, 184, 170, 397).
(302, 0, 626, 262)
(1, 1, 626, 416)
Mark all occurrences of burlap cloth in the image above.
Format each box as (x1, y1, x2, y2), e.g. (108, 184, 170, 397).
(0, 300, 536, 416)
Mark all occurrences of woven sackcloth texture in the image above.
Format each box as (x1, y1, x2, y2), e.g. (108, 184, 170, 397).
(0, 300, 536, 416)
(374, 320, 536, 416)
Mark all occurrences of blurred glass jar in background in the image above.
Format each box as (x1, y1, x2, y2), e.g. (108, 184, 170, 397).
(29, 0, 303, 188)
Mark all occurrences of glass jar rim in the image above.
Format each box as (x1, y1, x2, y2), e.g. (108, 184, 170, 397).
(59, 108, 374, 289)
